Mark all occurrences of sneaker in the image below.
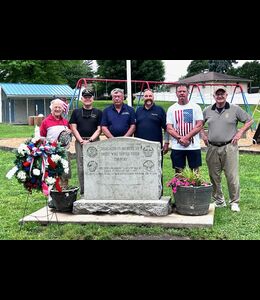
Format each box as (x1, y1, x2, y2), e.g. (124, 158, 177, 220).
(231, 203, 240, 212)
(214, 201, 227, 208)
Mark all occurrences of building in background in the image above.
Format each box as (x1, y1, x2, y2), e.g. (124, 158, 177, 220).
(171, 71, 252, 96)
(0, 83, 75, 124)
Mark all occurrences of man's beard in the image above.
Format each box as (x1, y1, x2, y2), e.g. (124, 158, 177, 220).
(145, 100, 153, 106)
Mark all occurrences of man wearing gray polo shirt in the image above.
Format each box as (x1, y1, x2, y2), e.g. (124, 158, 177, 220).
(202, 87, 253, 212)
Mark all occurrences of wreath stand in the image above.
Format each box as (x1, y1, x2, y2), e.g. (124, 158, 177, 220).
(19, 191, 61, 232)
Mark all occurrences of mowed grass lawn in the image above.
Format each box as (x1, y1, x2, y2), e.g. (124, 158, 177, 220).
(0, 101, 259, 240)
(1, 149, 260, 240)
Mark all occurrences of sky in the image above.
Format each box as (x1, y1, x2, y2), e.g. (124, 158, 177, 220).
(162, 60, 255, 82)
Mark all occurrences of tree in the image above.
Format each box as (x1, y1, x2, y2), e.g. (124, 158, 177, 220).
(95, 60, 165, 97)
(228, 60, 260, 89)
(60, 60, 94, 88)
(0, 60, 94, 87)
(208, 60, 238, 73)
(186, 60, 209, 77)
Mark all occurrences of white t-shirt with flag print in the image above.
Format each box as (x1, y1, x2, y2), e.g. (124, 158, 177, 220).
(166, 102, 203, 150)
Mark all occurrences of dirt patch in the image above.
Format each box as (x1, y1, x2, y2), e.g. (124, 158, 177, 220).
(1, 131, 259, 154)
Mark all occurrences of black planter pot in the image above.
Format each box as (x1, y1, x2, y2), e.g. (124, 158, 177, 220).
(173, 185, 213, 216)
(50, 187, 79, 212)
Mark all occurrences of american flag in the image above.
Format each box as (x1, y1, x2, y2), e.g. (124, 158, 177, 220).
(62, 100, 69, 115)
(52, 97, 70, 115)
(175, 109, 194, 142)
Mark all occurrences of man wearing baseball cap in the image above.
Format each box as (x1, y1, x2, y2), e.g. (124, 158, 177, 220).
(69, 88, 103, 196)
(201, 86, 253, 212)
(81, 89, 94, 98)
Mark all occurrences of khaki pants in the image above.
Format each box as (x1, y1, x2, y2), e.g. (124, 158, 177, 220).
(206, 143, 240, 204)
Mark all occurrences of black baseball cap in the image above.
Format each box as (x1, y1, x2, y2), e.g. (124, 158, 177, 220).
(82, 89, 94, 97)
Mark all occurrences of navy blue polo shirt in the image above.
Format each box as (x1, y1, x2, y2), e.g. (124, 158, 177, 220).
(101, 104, 136, 137)
(135, 104, 166, 145)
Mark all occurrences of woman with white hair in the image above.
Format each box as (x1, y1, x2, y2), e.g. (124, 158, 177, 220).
(40, 98, 72, 193)
(40, 98, 71, 143)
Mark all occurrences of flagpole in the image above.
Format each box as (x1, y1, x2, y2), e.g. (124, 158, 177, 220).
(126, 60, 132, 107)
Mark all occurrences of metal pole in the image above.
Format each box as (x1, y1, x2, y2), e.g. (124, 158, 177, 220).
(126, 60, 132, 107)
(9, 101, 11, 124)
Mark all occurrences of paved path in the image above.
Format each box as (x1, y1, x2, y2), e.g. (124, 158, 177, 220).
(0, 136, 106, 155)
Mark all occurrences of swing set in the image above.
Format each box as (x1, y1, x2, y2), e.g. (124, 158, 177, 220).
(66, 78, 256, 130)
(66, 77, 178, 111)
(189, 83, 257, 130)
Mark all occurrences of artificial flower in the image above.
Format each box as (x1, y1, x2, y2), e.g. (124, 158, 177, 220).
(6, 137, 68, 195)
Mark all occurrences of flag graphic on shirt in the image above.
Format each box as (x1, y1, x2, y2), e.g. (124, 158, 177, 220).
(175, 109, 194, 142)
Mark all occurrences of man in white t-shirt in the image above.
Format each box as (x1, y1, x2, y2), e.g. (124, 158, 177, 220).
(166, 84, 203, 173)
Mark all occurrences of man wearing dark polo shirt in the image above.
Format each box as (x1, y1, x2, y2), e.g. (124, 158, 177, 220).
(135, 89, 169, 161)
(135, 89, 169, 196)
(101, 88, 136, 138)
(202, 86, 253, 212)
(69, 89, 102, 196)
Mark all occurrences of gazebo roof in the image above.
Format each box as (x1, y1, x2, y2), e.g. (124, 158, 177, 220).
(177, 72, 252, 84)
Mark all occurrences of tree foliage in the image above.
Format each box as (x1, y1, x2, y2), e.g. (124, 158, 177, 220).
(95, 60, 165, 96)
(227, 60, 260, 89)
(208, 60, 238, 73)
(186, 60, 209, 77)
(0, 60, 94, 87)
(60, 60, 94, 88)
(185, 60, 239, 78)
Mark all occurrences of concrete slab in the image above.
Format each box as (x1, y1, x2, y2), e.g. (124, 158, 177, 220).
(20, 204, 215, 228)
(73, 197, 172, 216)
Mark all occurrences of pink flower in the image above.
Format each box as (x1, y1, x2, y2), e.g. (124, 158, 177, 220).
(167, 169, 210, 194)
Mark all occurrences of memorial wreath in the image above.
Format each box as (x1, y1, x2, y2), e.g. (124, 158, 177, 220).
(6, 137, 69, 195)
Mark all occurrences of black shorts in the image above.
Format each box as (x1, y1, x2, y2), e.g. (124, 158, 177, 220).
(171, 149, 202, 169)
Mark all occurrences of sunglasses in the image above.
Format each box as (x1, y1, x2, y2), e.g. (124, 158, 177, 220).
(82, 109, 96, 119)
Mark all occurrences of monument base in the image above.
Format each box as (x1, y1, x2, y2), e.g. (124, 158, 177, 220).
(73, 197, 172, 216)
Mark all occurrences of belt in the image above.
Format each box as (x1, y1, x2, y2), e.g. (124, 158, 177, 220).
(208, 140, 232, 147)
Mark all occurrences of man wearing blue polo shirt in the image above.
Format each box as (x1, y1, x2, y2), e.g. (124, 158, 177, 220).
(135, 89, 169, 160)
(135, 89, 169, 196)
(101, 88, 136, 138)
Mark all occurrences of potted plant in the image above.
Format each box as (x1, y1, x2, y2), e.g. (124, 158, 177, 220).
(50, 186, 79, 212)
(167, 168, 213, 216)
(6, 137, 79, 212)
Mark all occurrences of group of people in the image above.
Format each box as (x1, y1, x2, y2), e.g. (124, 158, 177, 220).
(40, 84, 253, 213)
